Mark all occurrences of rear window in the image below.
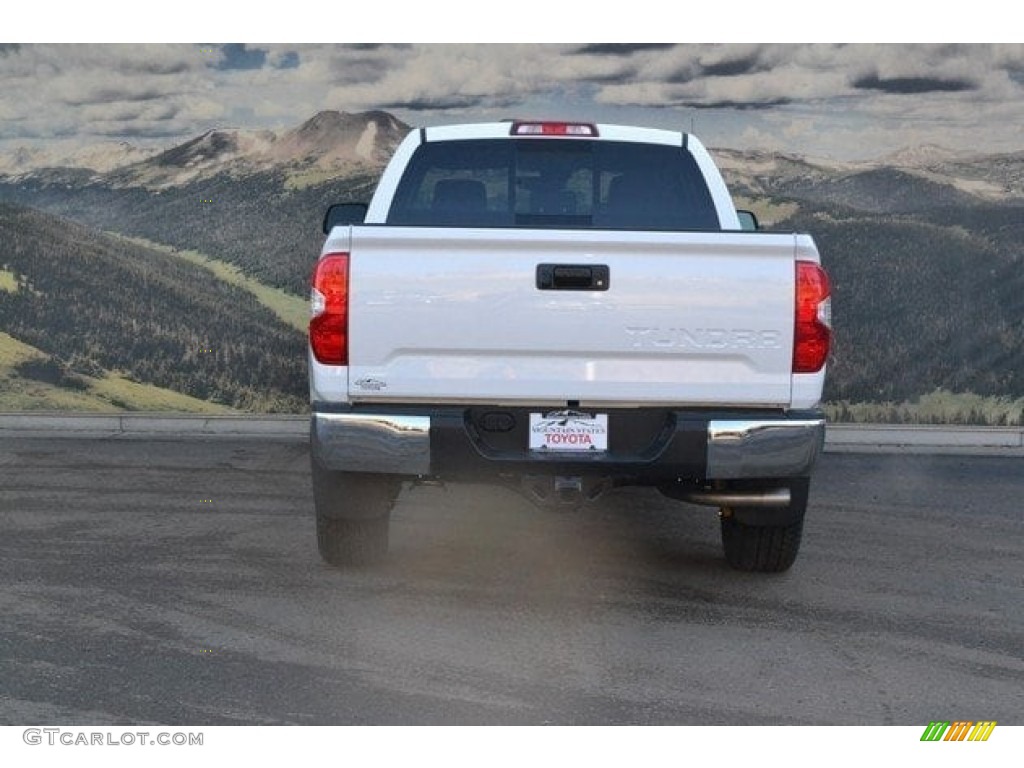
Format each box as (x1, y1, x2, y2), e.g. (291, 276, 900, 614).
(386, 138, 720, 230)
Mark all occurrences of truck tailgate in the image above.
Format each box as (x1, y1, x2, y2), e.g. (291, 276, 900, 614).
(346, 226, 797, 407)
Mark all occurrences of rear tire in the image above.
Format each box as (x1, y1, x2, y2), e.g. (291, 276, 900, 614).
(720, 479, 808, 573)
(312, 460, 400, 567)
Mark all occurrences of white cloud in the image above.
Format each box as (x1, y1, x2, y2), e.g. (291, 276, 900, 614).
(0, 43, 1022, 159)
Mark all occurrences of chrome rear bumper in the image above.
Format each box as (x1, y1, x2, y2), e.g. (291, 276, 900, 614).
(706, 419, 825, 479)
(311, 410, 825, 480)
(311, 412, 431, 475)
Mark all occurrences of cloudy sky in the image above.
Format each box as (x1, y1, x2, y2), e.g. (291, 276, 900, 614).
(2, 41, 1023, 161)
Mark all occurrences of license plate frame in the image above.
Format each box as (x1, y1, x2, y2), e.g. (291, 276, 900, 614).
(528, 410, 609, 453)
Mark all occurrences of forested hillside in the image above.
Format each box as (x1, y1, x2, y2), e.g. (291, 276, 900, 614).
(1, 111, 1023, 420)
(0, 204, 306, 411)
(778, 203, 1024, 403)
(0, 169, 378, 296)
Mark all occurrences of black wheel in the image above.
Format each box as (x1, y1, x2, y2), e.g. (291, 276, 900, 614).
(720, 479, 808, 573)
(312, 459, 400, 566)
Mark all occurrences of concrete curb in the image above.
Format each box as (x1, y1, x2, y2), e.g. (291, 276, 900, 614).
(0, 413, 309, 438)
(825, 424, 1024, 457)
(1, 413, 1022, 456)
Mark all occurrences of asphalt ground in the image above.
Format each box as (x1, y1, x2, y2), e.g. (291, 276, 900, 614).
(1, 434, 1021, 725)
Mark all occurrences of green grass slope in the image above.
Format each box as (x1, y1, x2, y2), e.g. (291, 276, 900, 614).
(0, 331, 232, 412)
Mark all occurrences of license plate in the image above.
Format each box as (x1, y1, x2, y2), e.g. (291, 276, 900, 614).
(529, 411, 608, 452)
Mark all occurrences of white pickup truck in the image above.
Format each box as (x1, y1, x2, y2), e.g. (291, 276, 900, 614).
(309, 120, 831, 572)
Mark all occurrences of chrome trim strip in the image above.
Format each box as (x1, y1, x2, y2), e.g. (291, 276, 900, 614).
(312, 413, 431, 475)
(706, 419, 825, 479)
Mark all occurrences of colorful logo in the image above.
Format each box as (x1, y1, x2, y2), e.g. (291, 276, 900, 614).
(920, 721, 997, 742)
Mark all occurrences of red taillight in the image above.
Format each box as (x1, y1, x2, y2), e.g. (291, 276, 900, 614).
(310, 253, 349, 365)
(793, 261, 832, 374)
(510, 121, 598, 137)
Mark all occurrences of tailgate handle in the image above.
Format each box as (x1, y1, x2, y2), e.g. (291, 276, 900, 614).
(537, 264, 609, 291)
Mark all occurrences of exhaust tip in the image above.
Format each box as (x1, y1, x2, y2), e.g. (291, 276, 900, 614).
(680, 488, 791, 508)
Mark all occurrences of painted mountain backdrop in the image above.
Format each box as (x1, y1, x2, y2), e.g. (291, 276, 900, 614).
(1, 110, 1022, 421)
